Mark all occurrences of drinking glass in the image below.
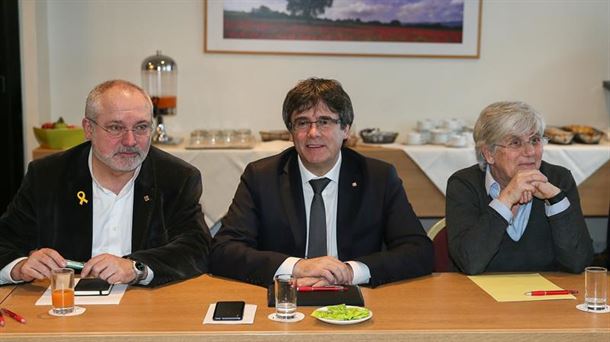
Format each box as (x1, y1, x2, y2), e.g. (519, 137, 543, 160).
(584, 266, 607, 311)
(236, 129, 253, 144)
(190, 130, 206, 146)
(51, 268, 75, 314)
(274, 274, 297, 320)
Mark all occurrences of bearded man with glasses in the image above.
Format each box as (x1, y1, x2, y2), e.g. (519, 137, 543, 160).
(0, 80, 210, 287)
(211, 78, 433, 288)
(446, 101, 593, 274)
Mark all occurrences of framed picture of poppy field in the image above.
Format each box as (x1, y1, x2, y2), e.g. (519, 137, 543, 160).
(205, 0, 481, 58)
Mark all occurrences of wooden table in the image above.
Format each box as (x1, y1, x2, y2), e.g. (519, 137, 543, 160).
(0, 273, 608, 341)
(0, 285, 16, 305)
(32, 145, 610, 218)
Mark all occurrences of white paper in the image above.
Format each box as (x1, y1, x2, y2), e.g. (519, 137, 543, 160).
(203, 303, 257, 325)
(35, 278, 127, 306)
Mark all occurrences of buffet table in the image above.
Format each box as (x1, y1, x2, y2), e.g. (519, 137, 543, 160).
(164, 141, 610, 223)
(0, 273, 608, 341)
(33, 141, 610, 225)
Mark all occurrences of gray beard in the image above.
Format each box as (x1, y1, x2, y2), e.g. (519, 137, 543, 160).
(92, 144, 150, 172)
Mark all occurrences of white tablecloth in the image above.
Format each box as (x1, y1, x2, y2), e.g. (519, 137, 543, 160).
(161, 141, 609, 226)
(163, 141, 293, 226)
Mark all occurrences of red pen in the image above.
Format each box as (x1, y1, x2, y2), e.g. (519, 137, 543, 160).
(1, 308, 26, 324)
(524, 290, 578, 296)
(297, 285, 347, 292)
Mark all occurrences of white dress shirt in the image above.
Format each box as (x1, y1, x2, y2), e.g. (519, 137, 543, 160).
(88, 150, 153, 284)
(274, 152, 371, 285)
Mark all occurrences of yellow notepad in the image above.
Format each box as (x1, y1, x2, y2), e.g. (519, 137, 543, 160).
(468, 273, 576, 302)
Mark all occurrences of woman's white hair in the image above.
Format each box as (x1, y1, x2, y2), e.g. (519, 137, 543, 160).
(473, 101, 545, 170)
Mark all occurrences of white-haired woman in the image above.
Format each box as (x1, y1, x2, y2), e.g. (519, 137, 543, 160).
(446, 101, 593, 275)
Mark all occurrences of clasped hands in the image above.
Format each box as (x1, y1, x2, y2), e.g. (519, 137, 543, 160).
(497, 169, 561, 209)
(11, 248, 137, 284)
(292, 256, 353, 287)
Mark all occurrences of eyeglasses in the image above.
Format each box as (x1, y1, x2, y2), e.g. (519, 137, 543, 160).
(289, 117, 342, 132)
(88, 119, 152, 138)
(495, 135, 549, 150)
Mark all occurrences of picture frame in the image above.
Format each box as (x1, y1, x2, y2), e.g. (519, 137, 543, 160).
(204, 0, 482, 58)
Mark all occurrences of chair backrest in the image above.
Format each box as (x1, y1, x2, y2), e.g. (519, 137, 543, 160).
(427, 218, 450, 272)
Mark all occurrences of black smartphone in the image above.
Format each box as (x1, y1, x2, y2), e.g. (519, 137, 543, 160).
(213, 301, 245, 321)
(74, 278, 113, 296)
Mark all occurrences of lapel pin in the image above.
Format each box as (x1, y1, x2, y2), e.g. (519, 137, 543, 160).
(144, 195, 150, 202)
(352, 182, 358, 187)
(76, 191, 89, 205)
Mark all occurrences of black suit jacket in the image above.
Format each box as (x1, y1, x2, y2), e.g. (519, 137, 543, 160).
(446, 162, 593, 275)
(210, 147, 433, 287)
(0, 142, 210, 286)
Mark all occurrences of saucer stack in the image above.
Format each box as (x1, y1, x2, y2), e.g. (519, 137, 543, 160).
(406, 118, 472, 147)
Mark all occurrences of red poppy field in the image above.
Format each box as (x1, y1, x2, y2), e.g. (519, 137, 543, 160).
(223, 16, 462, 43)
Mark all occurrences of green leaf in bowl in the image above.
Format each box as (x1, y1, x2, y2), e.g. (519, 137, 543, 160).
(311, 304, 370, 321)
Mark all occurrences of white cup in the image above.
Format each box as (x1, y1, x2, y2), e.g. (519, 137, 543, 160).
(442, 118, 461, 132)
(407, 131, 423, 145)
(431, 129, 450, 145)
(417, 119, 434, 131)
(584, 266, 608, 311)
(447, 133, 467, 147)
(462, 132, 473, 145)
(419, 130, 431, 144)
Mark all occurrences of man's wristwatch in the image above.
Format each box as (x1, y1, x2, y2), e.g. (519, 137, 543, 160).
(129, 260, 147, 285)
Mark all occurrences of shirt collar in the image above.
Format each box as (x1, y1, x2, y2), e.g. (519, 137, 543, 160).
(485, 165, 500, 197)
(297, 151, 342, 185)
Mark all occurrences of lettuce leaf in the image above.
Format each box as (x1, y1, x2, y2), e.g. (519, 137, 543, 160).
(311, 304, 370, 321)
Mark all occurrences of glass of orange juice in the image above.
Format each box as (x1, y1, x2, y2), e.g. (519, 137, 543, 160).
(51, 268, 75, 314)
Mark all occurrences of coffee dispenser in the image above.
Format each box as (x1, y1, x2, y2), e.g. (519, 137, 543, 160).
(141, 50, 181, 144)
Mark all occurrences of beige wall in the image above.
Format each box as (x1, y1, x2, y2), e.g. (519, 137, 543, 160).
(20, 0, 610, 164)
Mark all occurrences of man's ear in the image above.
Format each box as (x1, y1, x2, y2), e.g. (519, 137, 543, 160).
(342, 124, 351, 139)
(82, 118, 93, 140)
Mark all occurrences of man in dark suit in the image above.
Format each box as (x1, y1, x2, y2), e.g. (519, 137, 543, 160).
(210, 78, 433, 287)
(0, 80, 210, 287)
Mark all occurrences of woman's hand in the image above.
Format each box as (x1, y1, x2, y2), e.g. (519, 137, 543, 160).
(498, 169, 548, 207)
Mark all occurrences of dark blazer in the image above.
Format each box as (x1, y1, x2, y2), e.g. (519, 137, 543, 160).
(0, 142, 210, 287)
(210, 147, 433, 287)
(446, 161, 593, 275)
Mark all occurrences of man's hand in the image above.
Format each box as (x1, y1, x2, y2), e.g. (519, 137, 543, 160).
(81, 254, 135, 284)
(293, 256, 353, 285)
(296, 276, 331, 287)
(498, 169, 548, 208)
(11, 248, 66, 281)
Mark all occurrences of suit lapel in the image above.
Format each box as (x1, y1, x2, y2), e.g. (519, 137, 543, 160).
(60, 144, 93, 260)
(132, 151, 156, 252)
(279, 152, 307, 257)
(336, 149, 364, 259)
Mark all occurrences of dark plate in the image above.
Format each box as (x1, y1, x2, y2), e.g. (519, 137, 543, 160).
(360, 129, 398, 144)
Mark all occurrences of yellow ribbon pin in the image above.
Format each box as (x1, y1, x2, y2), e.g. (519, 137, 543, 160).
(77, 191, 89, 205)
